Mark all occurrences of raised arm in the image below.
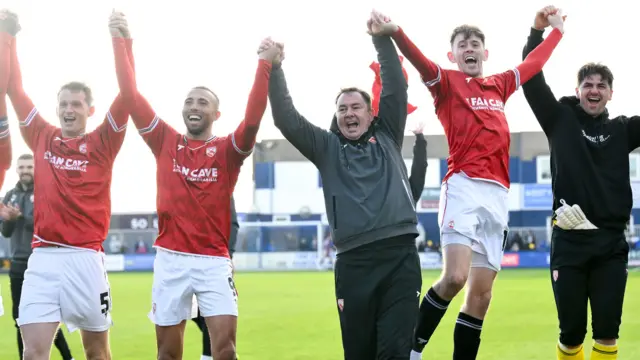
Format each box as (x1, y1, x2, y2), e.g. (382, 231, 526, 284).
(268, 47, 330, 165)
(1, 11, 55, 151)
(110, 13, 177, 157)
(227, 40, 274, 165)
(372, 35, 408, 145)
(409, 126, 427, 203)
(520, 9, 565, 134)
(0, 20, 12, 178)
(92, 12, 139, 159)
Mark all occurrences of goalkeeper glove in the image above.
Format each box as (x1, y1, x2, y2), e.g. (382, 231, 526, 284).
(555, 199, 598, 230)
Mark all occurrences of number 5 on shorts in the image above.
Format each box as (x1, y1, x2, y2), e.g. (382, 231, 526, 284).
(100, 291, 111, 316)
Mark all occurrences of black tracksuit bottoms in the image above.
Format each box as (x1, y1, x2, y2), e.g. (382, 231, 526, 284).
(334, 235, 422, 360)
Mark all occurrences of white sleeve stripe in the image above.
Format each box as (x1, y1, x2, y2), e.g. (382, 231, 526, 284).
(231, 132, 253, 156)
(107, 111, 127, 133)
(422, 66, 442, 87)
(138, 115, 160, 135)
(19, 107, 38, 127)
(0, 129, 9, 139)
(511, 68, 521, 91)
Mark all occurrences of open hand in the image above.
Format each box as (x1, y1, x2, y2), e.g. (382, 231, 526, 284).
(109, 9, 131, 38)
(367, 10, 397, 36)
(0, 9, 21, 35)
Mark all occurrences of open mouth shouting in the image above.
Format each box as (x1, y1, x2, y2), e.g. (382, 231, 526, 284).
(464, 55, 478, 65)
(63, 115, 76, 123)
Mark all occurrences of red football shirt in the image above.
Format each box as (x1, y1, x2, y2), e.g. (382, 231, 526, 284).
(125, 60, 272, 257)
(3, 35, 136, 251)
(392, 27, 563, 188)
(0, 32, 12, 188)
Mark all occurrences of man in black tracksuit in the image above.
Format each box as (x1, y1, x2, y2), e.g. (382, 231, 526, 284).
(522, 14, 634, 360)
(192, 197, 239, 360)
(268, 30, 422, 359)
(1, 154, 74, 360)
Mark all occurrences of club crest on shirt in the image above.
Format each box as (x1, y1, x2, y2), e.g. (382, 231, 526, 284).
(337, 298, 344, 311)
(79, 143, 87, 154)
(553, 270, 559, 282)
(206, 146, 217, 157)
(368, 136, 377, 144)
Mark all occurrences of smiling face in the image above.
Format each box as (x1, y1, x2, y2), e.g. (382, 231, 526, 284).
(182, 87, 220, 139)
(447, 25, 488, 78)
(335, 88, 373, 140)
(575, 63, 614, 117)
(56, 82, 95, 137)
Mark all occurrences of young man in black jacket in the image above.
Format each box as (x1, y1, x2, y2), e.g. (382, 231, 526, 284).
(267, 11, 422, 359)
(522, 7, 635, 360)
(191, 197, 239, 360)
(1, 154, 74, 360)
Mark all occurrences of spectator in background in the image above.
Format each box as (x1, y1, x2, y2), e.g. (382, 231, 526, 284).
(0, 154, 74, 360)
(191, 197, 239, 360)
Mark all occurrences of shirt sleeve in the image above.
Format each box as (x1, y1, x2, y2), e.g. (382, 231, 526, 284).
(7, 35, 56, 152)
(226, 59, 271, 165)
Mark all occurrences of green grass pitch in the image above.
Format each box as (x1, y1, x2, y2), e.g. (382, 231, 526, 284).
(0, 269, 638, 359)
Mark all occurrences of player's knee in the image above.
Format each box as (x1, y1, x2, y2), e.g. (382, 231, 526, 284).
(439, 272, 467, 297)
(464, 288, 492, 316)
(84, 348, 110, 360)
(22, 345, 49, 360)
(83, 340, 111, 360)
(212, 343, 236, 360)
(157, 346, 182, 360)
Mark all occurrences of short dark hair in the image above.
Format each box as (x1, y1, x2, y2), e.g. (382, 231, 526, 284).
(450, 25, 485, 46)
(334, 87, 372, 110)
(18, 153, 33, 161)
(192, 86, 220, 105)
(577, 63, 614, 88)
(58, 81, 93, 106)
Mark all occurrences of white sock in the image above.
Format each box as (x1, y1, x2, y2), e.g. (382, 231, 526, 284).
(200, 356, 213, 360)
(410, 350, 422, 360)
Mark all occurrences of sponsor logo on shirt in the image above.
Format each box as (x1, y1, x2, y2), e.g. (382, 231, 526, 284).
(466, 97, 505, 112)
(172, 159, 218, 182)
(581, 130, 610, 144)
(44, 151, 88, 172)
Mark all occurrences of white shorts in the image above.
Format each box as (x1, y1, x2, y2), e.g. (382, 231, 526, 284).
(17, 247, 113, 332)
(148, 249, 238, 326)
(438, 172, 509, 271)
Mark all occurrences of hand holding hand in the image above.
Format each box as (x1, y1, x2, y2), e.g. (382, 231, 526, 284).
(411, 121, 425, 135)
(257, 37, 284, 64)
(109, 10, 131, 38)
(0, 9, 21, 36)
(547, 9, 566, 33)
(367, 9, 397, 36)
